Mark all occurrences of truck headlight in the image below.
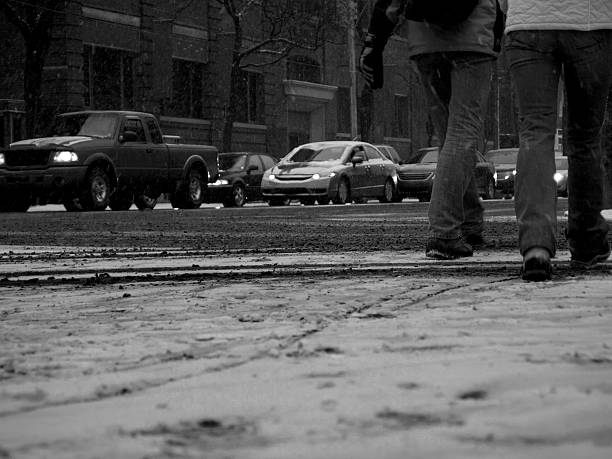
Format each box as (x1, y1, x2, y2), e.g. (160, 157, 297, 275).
(53, 150, 79, 163)
(0, 153, 5, 166)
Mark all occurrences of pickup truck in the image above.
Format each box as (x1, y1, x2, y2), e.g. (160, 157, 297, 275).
(0, 110, 218, 212)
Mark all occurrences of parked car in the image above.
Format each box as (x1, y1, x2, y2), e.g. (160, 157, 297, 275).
(374, 144, 406, 202)
(397, 147, 496, 202)
(261, 141, 398, 205)
(555, 155, 568, 197)
(208, 152, 279, 207)
(0, 111, 218, 212)
(487, 147, 518, 199)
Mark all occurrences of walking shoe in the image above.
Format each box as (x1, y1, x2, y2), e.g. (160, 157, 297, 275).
(425, 237, 473, 260)
(521, 247, 552, 281)
(570, 239, 610, 269)
(464, 233, 485, 247)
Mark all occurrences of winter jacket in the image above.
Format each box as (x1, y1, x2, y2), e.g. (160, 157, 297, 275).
(401, 0, 500, 58)
(502, 0, 612, 32)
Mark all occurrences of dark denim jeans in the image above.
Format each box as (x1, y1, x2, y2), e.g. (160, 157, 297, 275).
(505, 30, 612, 257)
(415, 52, 494, 240)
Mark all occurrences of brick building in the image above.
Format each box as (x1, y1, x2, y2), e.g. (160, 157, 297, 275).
(0, 1, 513, 160)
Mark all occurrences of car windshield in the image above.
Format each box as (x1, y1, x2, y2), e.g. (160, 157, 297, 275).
(288, 146, 345, 163)
(420, 150, 439, 163)
(555, 157, 568, 169)
(219, 154, 248, 171)
(487, 149, 518, 165)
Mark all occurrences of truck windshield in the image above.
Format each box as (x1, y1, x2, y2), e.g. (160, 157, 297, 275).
(49, 113, 118, 139)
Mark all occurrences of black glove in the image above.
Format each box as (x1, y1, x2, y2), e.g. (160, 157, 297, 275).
(359, 33, 385, 89)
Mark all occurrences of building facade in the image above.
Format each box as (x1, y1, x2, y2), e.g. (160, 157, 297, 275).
(0, 0, 511, 161)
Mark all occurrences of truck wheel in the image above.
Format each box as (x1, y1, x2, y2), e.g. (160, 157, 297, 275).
(223, 183, 245, 207)
(170, 168, 204, 209)
(109, 190, 133, 211)
(80, 167, 110, 211)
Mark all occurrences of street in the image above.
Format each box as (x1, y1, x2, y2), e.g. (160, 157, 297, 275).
(2, 199, 612, 459)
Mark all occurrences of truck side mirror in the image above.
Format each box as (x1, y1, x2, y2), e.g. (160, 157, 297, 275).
(119, 130, 138, 143)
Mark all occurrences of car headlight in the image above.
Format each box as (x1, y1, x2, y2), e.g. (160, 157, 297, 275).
(493, 172, 497, 181)
(554, 172, 563, 183)
(211, 179, 229, 186)
(0, 153, 5, 166)
(53, 150, 79, 163)
(329, 172, 336, 178)
(269, 174, 276, 180)
(512, 170, 517, 176)
(312, 173, 320, 180)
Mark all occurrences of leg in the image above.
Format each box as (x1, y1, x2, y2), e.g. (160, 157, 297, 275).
(560, 30, 612, 265)
(505, 30, 560, 259)
(428, 53, 492, 240)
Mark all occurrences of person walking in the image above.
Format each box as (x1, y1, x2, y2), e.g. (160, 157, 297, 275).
(501, 0, 612, 281)
(360, 0, 502, 259)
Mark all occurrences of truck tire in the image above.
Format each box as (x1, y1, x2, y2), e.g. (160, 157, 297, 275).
(79, 166, 111, 211)
(170, 168, 204, 209)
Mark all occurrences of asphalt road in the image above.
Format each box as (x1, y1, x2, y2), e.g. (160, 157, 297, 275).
(5, 197, 612, 459)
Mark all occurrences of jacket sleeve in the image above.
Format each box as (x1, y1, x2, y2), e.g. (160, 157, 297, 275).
(367, 0, 406, 47)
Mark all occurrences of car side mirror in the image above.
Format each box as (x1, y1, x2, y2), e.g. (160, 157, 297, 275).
(119, 130, 138, 143)
(246, 164, 258, 173)
(351, 155, 365, 166)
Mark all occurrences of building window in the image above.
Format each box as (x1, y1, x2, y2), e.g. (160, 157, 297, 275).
(337, 86, 351, 134)
(236, 70, 264, 124)
(83, 45, 134, 110)
(171, 59, 203, 118)
(394, 94, 409, 137)
(287, 55, 321, 84)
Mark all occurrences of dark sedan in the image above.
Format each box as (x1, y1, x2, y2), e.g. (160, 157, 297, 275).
(397, 147, 496, 202)
(207, 152, 279, 207)
(487, 148, 518, 199)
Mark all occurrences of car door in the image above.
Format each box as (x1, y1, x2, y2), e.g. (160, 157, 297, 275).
(346, 146, 369, 198)
(115, 117, 149, 188)
(244, 154, 264, 201)
(364, 145, 387, 196)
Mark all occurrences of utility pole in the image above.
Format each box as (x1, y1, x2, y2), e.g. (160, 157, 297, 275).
(347, 0, 359, 139)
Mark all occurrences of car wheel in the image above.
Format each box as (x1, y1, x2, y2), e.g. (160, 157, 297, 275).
(483, 178, 495, 200)
(109, 189, 133, 211)
(379, 178, 395, 203)
(332, 178, 350, 204)
(170, 168, 204, 209)
(226, 183, 246, 207)
(80, 166, 110, 211)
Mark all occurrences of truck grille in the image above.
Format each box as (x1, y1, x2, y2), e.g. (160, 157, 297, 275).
(4, 150, 52, 167)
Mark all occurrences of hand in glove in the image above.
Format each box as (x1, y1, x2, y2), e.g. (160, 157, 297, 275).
(359, 40, 384, 90)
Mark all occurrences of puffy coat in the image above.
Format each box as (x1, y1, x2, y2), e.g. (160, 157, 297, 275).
(403, 0, 499, 58)
(503, 0, 612, 32)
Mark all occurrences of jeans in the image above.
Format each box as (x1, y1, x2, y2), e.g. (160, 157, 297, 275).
(505, 30, 612, 257)
(415, 52, 494, 240)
